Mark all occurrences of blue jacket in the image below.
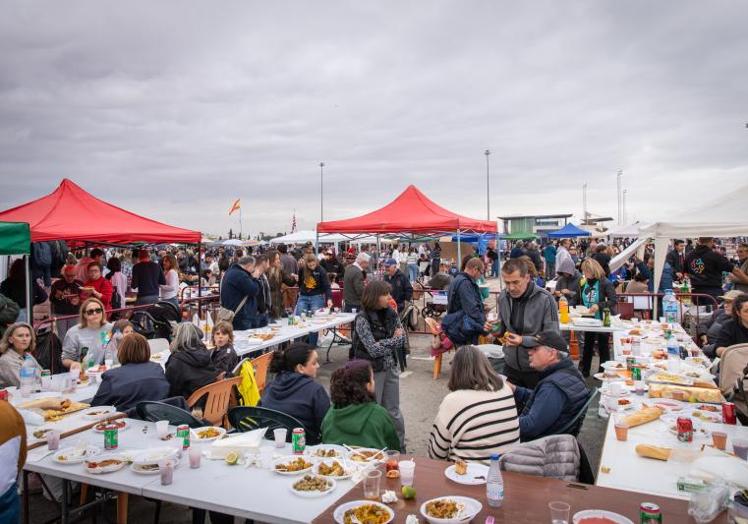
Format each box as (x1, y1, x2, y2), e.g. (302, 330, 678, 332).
(636, 261, 674, 293)
(513, 358, 589, 441)
(91, 362, 170, 412)
(260, 371, 331, 445)
(444, 273, 486, 344)
(220, 263, 260, 330)
(384, 269, 413, 310)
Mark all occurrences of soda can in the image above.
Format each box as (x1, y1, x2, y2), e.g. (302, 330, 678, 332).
(722, 402, 737, 425)
(0, 390, 8, 401)
(291, 427, 306, 454)
(626, 357, 636, 371)
(676, 417, 693, 443)
(639, 502, 662, 523)
(177, 424, 190, 450)
(631, 366, 642, 381)
(104, 424, 119, 450)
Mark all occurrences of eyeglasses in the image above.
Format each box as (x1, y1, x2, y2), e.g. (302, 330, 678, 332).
(85, 308, 103, 315)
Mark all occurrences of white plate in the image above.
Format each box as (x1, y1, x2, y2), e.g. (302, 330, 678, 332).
(191, 426, 226, 442)
(333, 500, 394, 524)
(346, 447, 386, 464)
(82, 406, 116, 420)
(594, 372, 625, 383)
(273, 456, 314, 475)
(92, 419, 129, 433)
(573, 509, 634, 524)
(53, 447, 100, 465)
(444, 462, 489, 485)
(130, 463, 162, 475)
(132, 447, 179, 466)
(601, 361, 628, 371)
(85, 456, 127, 474)
(289, 475, 337, 498)
(313, 459, 356, 480)
(305, 444, 348, 459)
(420, 496, 483, 524)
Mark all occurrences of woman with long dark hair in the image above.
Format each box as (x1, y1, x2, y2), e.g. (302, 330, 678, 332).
(294, 254, 333, 345)
(260, 343, 330, 444)
(321, 359, 400, 451)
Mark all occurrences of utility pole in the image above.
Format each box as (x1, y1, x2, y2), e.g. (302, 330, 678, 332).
(616, 169, 623, 225)
(320, 162, 325, 222)
(582, 183, 588, 224)
(484, 149, 491, 220)
(622, 188, 628, 225)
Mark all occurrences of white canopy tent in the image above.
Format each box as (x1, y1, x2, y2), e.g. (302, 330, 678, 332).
(269, 230, 349, 245)
(639, 184, 748, 312)
(608, 222, 650, 238)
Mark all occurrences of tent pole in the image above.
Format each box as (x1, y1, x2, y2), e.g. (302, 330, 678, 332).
(197, 241, 203, 320)
(24, 255, 32, 323)
(457, 230, 462, 268)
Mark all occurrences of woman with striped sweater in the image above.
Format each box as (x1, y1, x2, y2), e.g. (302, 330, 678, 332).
(428, 346, 520, 464)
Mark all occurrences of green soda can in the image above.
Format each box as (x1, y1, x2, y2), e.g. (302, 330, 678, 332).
(177, 424, 190, 450)
(632, 366, 642, 381)
(291, 427, 306, 454)
(639, 502, 662, 523)
(104, 424, 118, 450)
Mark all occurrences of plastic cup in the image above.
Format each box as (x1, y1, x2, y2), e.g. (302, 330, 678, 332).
(47, 430, 60, 451)
(634, 381, 646, 396)
(189, 446, 202, 469)
(273, 428, 287, 448)
(260, 446, 274, 469)
(732, 438, 748, 460)
(711, 431, 727, 451)
(385, 450, 400, 473)
(155, 420, 169, 439)
(363, 469, 382, 500)
(614, 422, 629, 442)
(398, 460, 415, 486)
(158, 459, 174, 485)
(608, 382, 623, 396)
(549, 501, 571, 524)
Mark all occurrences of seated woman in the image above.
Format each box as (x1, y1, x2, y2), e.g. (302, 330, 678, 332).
(61, 298, 113, 369)
(260, 343, 330, 445)
(428, 346, 520, 464)
(712, 293, 748, 358)
(0, 323, 39, 388)
(91, 333, 170, 412)
(210, 320, 240, 374)
(321, 359, 401, 451)
(165, 322, 224, 399)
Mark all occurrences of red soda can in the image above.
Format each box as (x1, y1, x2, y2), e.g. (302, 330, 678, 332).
(0, 390, 8, 401)
(676, 417, 693, 442)
(722, 402, 737, 425)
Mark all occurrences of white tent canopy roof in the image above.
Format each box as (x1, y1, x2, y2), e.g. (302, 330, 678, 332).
(268, 230, 349, 244)
(608, 222, 650, 238)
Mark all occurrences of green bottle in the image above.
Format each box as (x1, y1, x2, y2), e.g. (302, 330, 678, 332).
(603, 307, 611, 327)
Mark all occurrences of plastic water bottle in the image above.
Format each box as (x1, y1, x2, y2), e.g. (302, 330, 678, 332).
(19, 355, 38, 397)
(667, 335, 681, 373)
(486, 453, 504, 508)
(663, 289, 679, 324)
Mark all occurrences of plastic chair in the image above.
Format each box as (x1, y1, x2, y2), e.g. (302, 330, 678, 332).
(227, 406, 315, 443)
(554, 389, 599, 437)
(186, 376, 242, 427)
(135, 400, 205, 428)
(251, 352, 274, 393)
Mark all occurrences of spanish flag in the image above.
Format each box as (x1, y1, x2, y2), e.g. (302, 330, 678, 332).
(228, 199, 241, 215)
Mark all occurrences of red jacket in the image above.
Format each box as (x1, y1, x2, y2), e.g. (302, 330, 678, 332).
(83, 277, 113, 310)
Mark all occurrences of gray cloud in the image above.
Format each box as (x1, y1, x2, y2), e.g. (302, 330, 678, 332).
(1, 0, 747, 237)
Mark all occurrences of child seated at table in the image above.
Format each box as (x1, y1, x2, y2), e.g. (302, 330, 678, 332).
(210, 321, 239, 375)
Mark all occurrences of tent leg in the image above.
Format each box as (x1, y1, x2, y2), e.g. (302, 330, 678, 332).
(24, 255, 32, 323)
(457, 230, 462, 268)
(197, 241, 202, 320)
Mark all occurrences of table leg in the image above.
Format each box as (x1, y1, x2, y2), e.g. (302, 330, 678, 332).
(325, 328, 336, 363)
(117, 492, 129, 524)
(60, 479, 69, 524)
(22, 470, 30, 524)
(79, 483, 89, 505)
(433, 353, 442, 379)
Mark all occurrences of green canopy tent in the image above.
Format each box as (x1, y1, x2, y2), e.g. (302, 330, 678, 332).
(0, 221, 32, 321)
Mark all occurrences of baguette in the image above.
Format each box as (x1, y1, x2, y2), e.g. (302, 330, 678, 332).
(635, 444, 672, 461)
(622, 406, 663, 428)
(648, 384, 724, 404)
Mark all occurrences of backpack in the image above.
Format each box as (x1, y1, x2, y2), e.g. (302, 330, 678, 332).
(106, 272, 122, 310)
(0, 294, 21, 337)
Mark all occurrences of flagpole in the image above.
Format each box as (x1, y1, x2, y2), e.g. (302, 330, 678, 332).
(239, 204, 243, 239)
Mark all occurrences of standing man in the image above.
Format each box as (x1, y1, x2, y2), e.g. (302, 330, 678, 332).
(50, 264, 83, 339)
(543, 242, 557, 281)
(729, 243, 748, 294)
(555, 238, 573, 277)
(442, 258, 489, 345)
(220, 256, 260, 330)
(252, 255, 271, 328)
(343, 253, 369, 312)
(131, 249, 166, 305)
(486, 245, 499, 278)
(666, 239, 687, 280)
(525, 242, 544, 275)
(383, 258, 413, 313)
(685, 237, 735, 302)
(497, 258, 561, 388)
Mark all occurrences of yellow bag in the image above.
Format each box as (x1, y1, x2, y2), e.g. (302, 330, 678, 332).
(237, 360, 261, 407)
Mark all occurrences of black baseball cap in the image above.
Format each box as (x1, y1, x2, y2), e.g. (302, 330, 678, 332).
(533, 330, 568, 354)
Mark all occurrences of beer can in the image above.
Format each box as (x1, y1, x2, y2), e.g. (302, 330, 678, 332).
(177, 424, 190, 450)
(631, 366, 642, 381)
(676, 417, 693, 443)
(291, 427, 306, 454)
(722, 402, 737, 425)
(640, 502, 662, 523)
(104, 424, 119, 450)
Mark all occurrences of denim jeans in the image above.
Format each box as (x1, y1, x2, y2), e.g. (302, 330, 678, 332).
(407, 264, 419, 282)
(294, 294, 326, 345)
(0, 482, 19, 524)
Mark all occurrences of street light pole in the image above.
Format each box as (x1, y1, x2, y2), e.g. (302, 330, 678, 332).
(320, 162, 325, 222)
(485, 149, 491, 220)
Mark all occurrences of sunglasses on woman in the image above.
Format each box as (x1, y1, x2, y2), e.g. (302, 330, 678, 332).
(85, 308, 103, 316)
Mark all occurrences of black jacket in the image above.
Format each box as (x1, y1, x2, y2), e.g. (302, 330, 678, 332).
(91, 362, 170, 412)
(320, 257, 344, 283)
(555, 271, 582, 306)
(220, 263, 260, 330)
(591, 252, 612, 276)
(685, 245, 733, 289)
(712, 318, 748, 351)
(165, 347, 221, 399)
(384, 269, 413, 310)
(0, 278, 47, 309)
(666, 249, 686, 275)
(298, 265, 332, 301)
(211, 345, 240, 375)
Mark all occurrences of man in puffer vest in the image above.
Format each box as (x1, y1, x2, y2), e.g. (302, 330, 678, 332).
(508, 330, 590, 441)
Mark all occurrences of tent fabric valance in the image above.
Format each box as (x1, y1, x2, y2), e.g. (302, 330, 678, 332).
(499, 231, 538, 240)
(0, 179, 201, 245)
(546, 223, 591, 238)
(317, 185, 496, 235)
(0, 222, 31, 255)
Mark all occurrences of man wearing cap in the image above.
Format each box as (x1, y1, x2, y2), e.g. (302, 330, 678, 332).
(507, 330, 589, 441)
(702, 289, 745, 358)
(383, 258, 413, 313)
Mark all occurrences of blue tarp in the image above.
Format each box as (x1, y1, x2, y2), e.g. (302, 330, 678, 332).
(546, 223, 590, 238)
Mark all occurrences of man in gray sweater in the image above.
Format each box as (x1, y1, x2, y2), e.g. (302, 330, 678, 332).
(343, 253, 369, 312)
(496, 258, 561, 388)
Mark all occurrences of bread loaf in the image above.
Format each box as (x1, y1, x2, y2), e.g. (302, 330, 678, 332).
(622, 406, 663, 428)
(635, 444, 672, 461)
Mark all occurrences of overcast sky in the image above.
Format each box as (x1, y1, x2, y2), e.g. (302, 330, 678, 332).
(1, 1, 747, 237)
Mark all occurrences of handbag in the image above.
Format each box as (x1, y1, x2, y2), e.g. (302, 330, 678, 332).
(216, 294, 249, 323)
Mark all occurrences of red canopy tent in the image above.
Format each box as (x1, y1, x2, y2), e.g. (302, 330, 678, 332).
(0, 178, 201, 244)
(317, 185, 496, 236)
